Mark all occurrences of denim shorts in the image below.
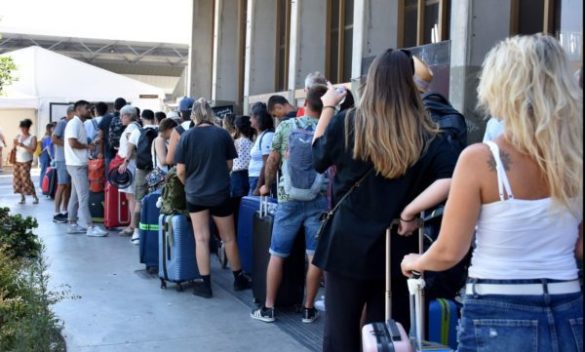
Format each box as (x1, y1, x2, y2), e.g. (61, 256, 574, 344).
(55, 161, 71, 185)
(269, 196, 327, 258)
(458, 280, 583, 352)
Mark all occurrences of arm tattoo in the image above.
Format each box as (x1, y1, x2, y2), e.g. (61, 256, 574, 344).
(487, 151, 512, 172)
(264, 154, 280, 188)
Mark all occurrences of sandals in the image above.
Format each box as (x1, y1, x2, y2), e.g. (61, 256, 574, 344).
(18, 198, 25, 205)
(32, 196, 39, 205)
(119, 228, 134, 236)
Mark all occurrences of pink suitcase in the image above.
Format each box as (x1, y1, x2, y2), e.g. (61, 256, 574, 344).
(362, 224, 413, 352)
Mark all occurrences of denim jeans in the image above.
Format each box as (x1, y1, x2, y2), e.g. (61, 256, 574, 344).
(269, 196, 327, 258)
(458, 283, 583, 352)
(39, 152, 51, 188)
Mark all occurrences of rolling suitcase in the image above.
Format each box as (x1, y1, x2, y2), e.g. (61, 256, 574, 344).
(237, 196, 277, 275)
(139, 190, 161, 273)
(428, 299, 459, 350)
(42, 167, 58, 199)
(104, 182, 130, 229)
(89, 191, 105, 223)
(361, 223, 412, 352)
(252, 197, 305, 308)
(159, 214, 200, 291)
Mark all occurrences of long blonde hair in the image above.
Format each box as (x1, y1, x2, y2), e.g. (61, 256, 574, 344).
(351, 49, 437, 178)
(478, 34, 583, 213)
(191, 98, 216, 125)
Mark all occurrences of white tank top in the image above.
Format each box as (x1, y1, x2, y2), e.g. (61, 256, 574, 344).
(468, 142, 582, 281)
(16, 135, 34, 162)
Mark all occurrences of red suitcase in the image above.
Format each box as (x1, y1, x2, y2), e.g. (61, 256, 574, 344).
(104, 182, 130, 229)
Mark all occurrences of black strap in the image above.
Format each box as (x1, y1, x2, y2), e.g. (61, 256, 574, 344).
(323, 168, 374, 220)
(162, 216, 169, 282)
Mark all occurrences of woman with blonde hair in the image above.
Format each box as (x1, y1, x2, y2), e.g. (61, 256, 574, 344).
(402, 34, 583, 351)
(312, 49, 459, 351)
(175, 98, 251, 299)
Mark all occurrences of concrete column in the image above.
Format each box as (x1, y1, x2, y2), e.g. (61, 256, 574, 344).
(188, 0, 214, 99)
(352, 0, 401, 80)
(449, 0, 514, 143)
(244, 0, 278, 98)
(212, 0, 242, 103)
(287, 0, 327, 90)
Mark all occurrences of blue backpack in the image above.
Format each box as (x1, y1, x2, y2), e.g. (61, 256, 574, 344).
(282, 119, 325, 201)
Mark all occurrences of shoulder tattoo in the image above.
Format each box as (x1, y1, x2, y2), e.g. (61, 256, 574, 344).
(487, 150, 512, 172)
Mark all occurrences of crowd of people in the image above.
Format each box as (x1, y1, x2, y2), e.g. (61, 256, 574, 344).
(3, 33, 582, 351)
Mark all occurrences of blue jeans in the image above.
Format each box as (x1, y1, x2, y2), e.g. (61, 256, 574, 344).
(458, 284, 583, 352)
(39, 153, 51, 188)
(269, 196, 327, 258)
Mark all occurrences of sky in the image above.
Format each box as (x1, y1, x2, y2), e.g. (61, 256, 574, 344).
(0, 0, 192, 44)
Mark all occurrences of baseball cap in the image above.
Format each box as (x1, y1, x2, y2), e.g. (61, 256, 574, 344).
(178, 96, 195, 112)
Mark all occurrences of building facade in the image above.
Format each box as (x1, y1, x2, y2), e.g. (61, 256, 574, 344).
(188, 0, 582, 142)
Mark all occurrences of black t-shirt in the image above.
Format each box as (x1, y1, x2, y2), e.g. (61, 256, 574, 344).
(312, 111, 458, 280)
(175, 125, 238, 206)
(98, 112, 116, 159)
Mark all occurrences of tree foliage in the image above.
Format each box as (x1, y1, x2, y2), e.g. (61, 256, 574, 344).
(0, 56, 16, 96)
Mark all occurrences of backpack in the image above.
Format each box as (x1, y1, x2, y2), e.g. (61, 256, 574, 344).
(422, 92, 468, 153)
(108, 113, 125, 153)
(136, 127, 159, 171)
(159, 167, 188, 216)
(281, 119, 325, 201)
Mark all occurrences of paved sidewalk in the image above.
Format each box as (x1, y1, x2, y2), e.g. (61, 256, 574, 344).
(0, 173, 315, 352)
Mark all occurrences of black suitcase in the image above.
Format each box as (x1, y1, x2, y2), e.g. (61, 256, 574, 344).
(252, 197, 305, 308)
(89, 191, 105, 223)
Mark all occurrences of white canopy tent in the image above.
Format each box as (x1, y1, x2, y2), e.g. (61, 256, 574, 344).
(0, 46, 165, 137)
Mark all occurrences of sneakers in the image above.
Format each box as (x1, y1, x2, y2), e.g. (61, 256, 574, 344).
(87, 226, 108, 237)
(250, 306, 275, 323)
(130, 229, 140, 245)
(192, 281, 213, 299)
(67, 223, 86, 234)
(53, 214, 68, 223)
(233, 272, 252, 291)
(315, 296, 326, 312)
(302, 307, 320, 323)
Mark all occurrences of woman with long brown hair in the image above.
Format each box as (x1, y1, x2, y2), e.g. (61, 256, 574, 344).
(311, 49, 459, 351)
(13, 119, 39, 204)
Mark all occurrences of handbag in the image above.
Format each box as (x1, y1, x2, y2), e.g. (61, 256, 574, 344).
(316, 168, 374, 239)
(145, 142, 167, 193)
(8, 147, 16, 164)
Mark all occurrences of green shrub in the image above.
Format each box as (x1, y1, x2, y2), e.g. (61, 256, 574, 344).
(0, 207, 41, 260)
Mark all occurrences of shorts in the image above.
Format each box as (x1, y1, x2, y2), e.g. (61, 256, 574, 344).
(135, 168, 148, 201)
(187, 197, 233, 217)
(55, 161, 71, 185)
(269, 196, 327, 258)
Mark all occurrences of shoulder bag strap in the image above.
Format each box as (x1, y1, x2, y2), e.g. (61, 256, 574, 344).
(324, 167, 374, 220)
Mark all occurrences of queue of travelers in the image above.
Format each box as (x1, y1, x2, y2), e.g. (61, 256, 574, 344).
(4, 33, 581, 352)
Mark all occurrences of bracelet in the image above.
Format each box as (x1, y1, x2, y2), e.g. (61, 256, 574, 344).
(400, 217, 417, 222)
(323, 105, 337, 111)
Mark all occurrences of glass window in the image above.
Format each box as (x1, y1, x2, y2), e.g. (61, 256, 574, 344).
(401, 0, 450, 47)
(518, 0, 545, 35)
(327, 0, 354, 83)
(275, 0, 290, 91)
(404, 0, 418, 48)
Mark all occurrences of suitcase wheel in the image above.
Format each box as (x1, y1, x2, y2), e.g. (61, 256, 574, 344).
(176, 283, 184, 292)
(160, 279, 167, 289)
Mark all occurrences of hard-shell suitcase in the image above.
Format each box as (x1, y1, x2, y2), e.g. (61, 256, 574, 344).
(428, 299, 459, 350)
(158, 214, 200, 291)
(362, 223, 413, 352)
(89, 191, 105, 223)
(42, 167, 58, 199)
(237, 196, 277, 275)
(252, 197, 305, 307)
(104, 182, 130, 229)
(139, 190, 161, 272)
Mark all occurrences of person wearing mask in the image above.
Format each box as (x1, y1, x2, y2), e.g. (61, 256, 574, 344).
(166, 96, 195, 166)
(311, 50, 458, 351)
(230, 115, 254, 226)
(64, 100, 108, 237)
(128, 109, 158, 244)
(13, 119, 39, 205)
(52, 105, 75, 222)
(39, 122, 55, 189)
(267, 95, 297, 123)
(97, 97, 125, 172)
(401, 34, 583, 352)
(116, 105, 141, 237)
(175, 98, 252, 298)
(251, 86, 329, 324)
(248, 103, 275, 196)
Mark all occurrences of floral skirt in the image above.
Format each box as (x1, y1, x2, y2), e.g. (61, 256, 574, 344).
(13, 161, 35, 195)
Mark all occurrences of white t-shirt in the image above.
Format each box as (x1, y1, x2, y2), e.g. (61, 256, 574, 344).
(118, 122, 140, 159)
(64, 116, 89, 166)
(248, 131, 274, 177)
(84, 116, 103, 142)
(15, 135, 35, 162)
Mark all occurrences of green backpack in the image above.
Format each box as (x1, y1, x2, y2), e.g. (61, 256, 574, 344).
(160, 166, 188, 216)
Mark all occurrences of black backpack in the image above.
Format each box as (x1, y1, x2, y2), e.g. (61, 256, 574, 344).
(136, 127, 159, 171)
(422, 92, 468, 153)
(108, 112, 125, 153)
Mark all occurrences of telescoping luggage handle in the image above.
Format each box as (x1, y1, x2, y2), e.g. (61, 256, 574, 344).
(386, 215, 426, 350)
